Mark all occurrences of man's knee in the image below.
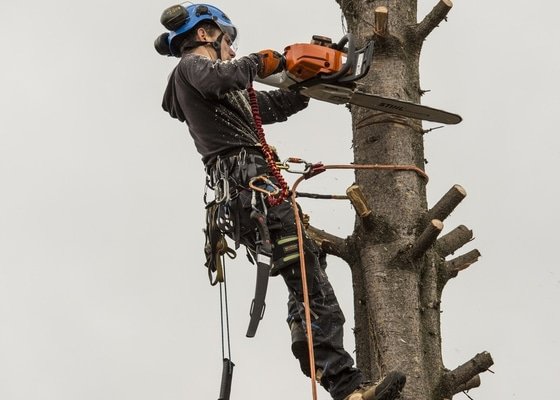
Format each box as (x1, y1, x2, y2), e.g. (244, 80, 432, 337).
(270, 234, 300, 275)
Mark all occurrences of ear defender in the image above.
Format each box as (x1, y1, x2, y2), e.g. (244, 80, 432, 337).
(160, 4, 189, 31)
(155, 4, 189, 56)
(154, 32, 172, 56)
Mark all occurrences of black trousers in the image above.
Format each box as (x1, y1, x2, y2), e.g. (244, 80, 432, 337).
(211, 150, 363, 400)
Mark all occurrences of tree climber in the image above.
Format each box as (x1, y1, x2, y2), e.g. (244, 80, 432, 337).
(154, 4, 406, 400)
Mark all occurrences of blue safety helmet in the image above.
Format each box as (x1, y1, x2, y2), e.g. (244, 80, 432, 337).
(155, 3, 238, 57)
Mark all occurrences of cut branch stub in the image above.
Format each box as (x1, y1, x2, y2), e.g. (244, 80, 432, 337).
(427, 184, 466, 222)
(306, 224, 349, 262)
(442, 351, 494, 397)
(445, 249, 481, 278)
(436, 225, 473, 258)
(346, 184, 372, 218)
(416, 0, 454, 42)
(374, 6, 389, 38)
(411, 219, 444, 259)
(453, 375, 481, 394)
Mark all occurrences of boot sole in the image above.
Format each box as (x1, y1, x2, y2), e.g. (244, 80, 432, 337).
(367, 371, 406, 400)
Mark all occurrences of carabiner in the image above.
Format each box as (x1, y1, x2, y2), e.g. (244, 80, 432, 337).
(215, 177, 230, 204)
(250, 187, 268, 215)
(282, 157, 313, 175)
(249, 175, 281, 196)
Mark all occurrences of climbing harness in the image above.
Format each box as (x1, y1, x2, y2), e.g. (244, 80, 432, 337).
(203, 148, 274, 337)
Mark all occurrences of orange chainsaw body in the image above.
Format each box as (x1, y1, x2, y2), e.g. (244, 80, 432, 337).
(283, 43, 345, 81)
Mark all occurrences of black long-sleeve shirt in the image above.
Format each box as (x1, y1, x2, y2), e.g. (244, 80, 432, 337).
(162, 53, 309, 164)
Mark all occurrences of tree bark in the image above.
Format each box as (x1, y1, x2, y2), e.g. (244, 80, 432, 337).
(329, 1, 494, 399)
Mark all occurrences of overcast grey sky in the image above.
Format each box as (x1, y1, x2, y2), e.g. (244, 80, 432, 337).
(0, 1, 558, 399)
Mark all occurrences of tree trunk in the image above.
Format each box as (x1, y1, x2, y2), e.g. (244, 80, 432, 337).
(322, 1, 494, 398)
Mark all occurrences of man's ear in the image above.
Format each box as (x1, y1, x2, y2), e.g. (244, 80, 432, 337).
(197, 27, 208, 41)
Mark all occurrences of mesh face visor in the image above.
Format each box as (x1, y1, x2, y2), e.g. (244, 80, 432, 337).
(217, 23, 238, 51)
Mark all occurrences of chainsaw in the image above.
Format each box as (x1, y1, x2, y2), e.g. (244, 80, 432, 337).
(256, 34, 462, 125)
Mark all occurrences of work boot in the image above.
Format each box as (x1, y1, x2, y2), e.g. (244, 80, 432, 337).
(290, 321, 311, 376)
(343, 371, 406, 400)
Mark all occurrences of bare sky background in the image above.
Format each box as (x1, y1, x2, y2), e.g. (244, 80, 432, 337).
(0, 1, 559, 399)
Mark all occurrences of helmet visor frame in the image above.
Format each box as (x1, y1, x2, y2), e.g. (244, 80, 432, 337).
(217, 23, 238, 52)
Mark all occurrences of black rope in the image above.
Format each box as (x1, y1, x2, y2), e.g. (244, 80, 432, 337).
(462, 391, 475, 400)
(296, 191, 348, 200)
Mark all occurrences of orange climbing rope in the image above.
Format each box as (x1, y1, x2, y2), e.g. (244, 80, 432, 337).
(289, 181, 319, 400)
(287, 161, 428, 400)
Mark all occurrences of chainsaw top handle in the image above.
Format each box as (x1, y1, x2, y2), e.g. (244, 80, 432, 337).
(322, 34, 355, 82)
(288, 33, 374, 92)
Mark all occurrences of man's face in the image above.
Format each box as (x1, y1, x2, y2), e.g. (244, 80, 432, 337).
(201, 29, 236, 61)
(219, 34, 236, 61)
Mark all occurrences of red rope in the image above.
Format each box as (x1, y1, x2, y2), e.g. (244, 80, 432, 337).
(247, 85, 290, 206)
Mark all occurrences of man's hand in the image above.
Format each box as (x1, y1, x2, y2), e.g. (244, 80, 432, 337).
(257, 50, 285, 78)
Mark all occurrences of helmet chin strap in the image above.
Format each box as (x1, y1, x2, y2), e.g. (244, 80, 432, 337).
(210, 32, 224, 60)
(185, 33, 225, 60)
